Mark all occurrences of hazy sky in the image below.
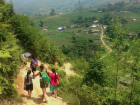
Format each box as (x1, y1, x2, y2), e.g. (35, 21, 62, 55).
(6, 0, 37, 6)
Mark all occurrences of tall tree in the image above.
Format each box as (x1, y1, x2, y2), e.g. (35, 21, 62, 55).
(40, 20, 44, 27)
(0, 0, 5, 5)
(50, 9, 56, 16)
(8, 2, 15, 17)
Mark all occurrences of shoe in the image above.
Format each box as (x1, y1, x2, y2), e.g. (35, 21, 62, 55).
(27, 95, 30, 99)
(45, 101, 48, 104)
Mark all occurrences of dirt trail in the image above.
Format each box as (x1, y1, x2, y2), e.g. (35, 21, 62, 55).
(62, 63, 77, 76)
(99, 26, 112, 60)
(15, 61, 77, 105)
(15, 61, 67, 105)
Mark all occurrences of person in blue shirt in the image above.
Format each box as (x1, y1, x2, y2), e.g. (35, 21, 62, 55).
(30, 55, 38, 74)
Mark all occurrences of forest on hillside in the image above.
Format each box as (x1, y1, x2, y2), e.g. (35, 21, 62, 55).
(1, 0, 140, 105)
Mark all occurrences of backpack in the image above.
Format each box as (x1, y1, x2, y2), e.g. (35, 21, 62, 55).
(32, 60, 37, 68)
(40, 69, 49, 85)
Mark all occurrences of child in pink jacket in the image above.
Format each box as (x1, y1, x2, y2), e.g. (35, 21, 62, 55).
(48, 68, 59, 98)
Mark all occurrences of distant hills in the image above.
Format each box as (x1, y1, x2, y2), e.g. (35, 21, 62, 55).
(7, 0, 123, 16)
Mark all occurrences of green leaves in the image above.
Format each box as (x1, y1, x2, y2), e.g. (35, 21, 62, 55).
(0, 87, 3, 95)
(0, 51, 11, 58)
(0, 2, 21, 100)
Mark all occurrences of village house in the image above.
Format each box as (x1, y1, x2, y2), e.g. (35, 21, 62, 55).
(90, 24, 100, 28)
(43, 29, 47, 32)
(94, 20, 98, 23)
(84, 29, 89, 33)
(71, 24, 77, 28)
(90, 25, 97, 28)
(103, 25, 108, 29)
(90, 29, 100, 33)
(98, 11, 102, 13)
(58, 27, 64, 31)
(132, 19, 137, 21)
(120, 11, 131, 13)
(71, 25, 74, 28)
(124, 11, 129, 13)
(128, 32, 138, 36)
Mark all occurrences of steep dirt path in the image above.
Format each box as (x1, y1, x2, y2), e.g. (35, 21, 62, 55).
(15, 62, 67, 105)
(99, 26, 112, 60)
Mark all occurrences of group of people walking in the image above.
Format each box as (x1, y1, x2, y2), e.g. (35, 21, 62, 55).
(24, 56, 59, 103)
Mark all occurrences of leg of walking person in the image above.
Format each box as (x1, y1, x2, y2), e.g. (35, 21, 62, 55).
(30, 90, 32, 98)
(50, 84, 57, 98)
(30, 84, 33, 98)
(28, 90, 30, 98)
(53, 91, 57, 98)
(42, 88, 48, 102)
(32, 69, 36, 78)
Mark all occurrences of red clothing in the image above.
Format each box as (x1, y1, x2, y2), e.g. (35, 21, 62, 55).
(48, 73, 59, 86)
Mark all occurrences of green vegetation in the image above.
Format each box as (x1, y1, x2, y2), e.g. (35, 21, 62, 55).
(50, 9, 56, 16)
(99, 12, 115, 25)
(31, 12, 104, 48)
(0, 0, 22, 102)
(55, 20, 140, 105)
(0, 0, 66, 102)
(35, 3, 140, 104)
(2, 0, 140, 105)
(26, 2, 140, 105)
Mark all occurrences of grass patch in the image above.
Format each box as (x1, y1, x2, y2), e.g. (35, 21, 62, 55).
(53, 32, 73, 38)
(57, 90, 79, 105)
(126, 22, 140, 32)
(49, 37, 74, 47)
(115, 12, 140, 33)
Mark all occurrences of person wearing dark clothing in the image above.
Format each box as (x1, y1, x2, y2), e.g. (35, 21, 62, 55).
(24, 70, 34, 99)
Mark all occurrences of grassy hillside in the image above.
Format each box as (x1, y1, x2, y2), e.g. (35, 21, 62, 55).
(30, 11, 104, 47)
(30, 2, 140, 47)
(115, 12, 140, 32)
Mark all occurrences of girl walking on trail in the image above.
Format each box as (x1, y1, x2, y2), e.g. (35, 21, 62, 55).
(24, 70, 34, 99)
(34, 64, 51, 103)
(48, 68, 59, 98)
